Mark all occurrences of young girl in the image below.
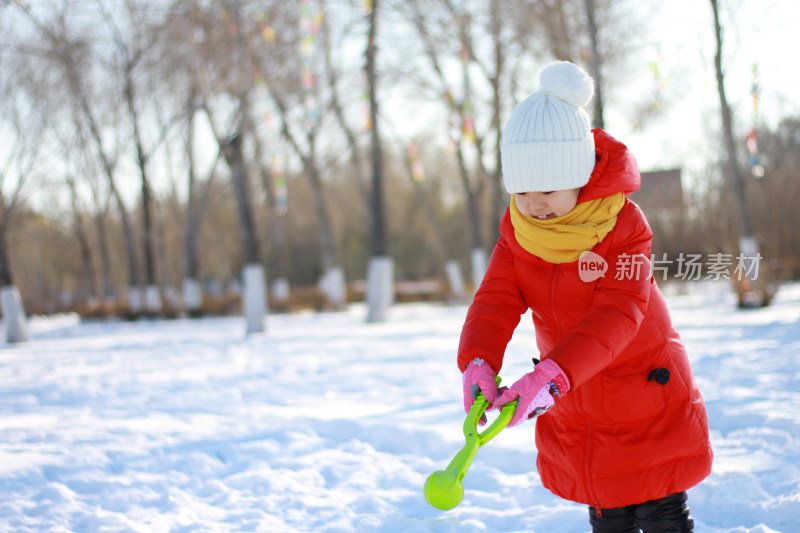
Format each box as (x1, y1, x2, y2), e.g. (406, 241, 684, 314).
(459, 61, 713, 533)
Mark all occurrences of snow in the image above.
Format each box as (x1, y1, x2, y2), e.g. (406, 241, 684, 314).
(1, 282, 799, 532)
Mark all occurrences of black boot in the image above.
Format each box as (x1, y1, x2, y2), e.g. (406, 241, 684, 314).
(589, 492, 694, 533)
(633, 492, 694, 533)
(588, 503, 638, 533)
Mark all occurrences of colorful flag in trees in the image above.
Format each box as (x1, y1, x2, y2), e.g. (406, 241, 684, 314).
(272, 155, 289, 215)
(406, 142, 426, 183)
(748, 63, 764, 178)
(299, 0, 322, 129)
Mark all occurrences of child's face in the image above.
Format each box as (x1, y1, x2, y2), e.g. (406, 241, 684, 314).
(514, 189, 580, 220)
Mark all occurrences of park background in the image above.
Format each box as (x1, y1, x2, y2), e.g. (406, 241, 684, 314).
(1, 0, 799, 333)
(2, 2, 800, 532)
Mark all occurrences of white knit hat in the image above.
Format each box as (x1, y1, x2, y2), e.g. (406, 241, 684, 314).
(501, 61, 595, 193)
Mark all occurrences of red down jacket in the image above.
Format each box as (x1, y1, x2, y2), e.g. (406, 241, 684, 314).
(458, 129, 713, 508)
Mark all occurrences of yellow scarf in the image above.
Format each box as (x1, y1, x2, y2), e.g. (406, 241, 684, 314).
(509, 192, 625, 263)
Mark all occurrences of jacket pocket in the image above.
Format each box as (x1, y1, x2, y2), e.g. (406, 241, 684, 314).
(600, 371, 668, 425)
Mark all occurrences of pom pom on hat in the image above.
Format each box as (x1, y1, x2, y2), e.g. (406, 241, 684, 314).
(539, 61, 595, 108)
(501, 61, 596, 194)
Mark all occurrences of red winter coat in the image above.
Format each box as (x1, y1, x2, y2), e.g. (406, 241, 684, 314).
(458, 129, 713, 508)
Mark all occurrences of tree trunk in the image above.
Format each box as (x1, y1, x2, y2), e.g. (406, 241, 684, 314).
(221, 131, 261, 266)
(710, 0, 767, 307)
(58, 31, 141, 310)
(542, 0, 574, 62)
(403, 145, 466, 302)
(182, 100, 220, 317)
(92, 136, 139, 304)
(304, 146, 337, 264)
(455, 140, 486, 288)
(242, 263, 266, 335)
(711, 0, 755, 239)
(235, 0, 270, 325)
(252, 134, 291, 308)
(420, 2, 486, 290)
(0, 224, 28, 343)
(183, 92, 203, 315)
(86, 127, 140, 308)
(488, 0, 506, 242)
(321, 12, 369, 207)
(305, 146, 346, 309)
(155, 207, 177, 312)
(366, 0, 387, 259)
(584, 0, 605, 129)
(1, 285, 28, 344)
(365, 0, 393, 322)
(113, 188, 142, 313)
(67, 176, 98, 302)
(220, 123, 266, 333)
(94, 209, 115, 303)
(270, 92, 345, 309)
(0, 223, 13, 288)
(125, 59, 160, 313)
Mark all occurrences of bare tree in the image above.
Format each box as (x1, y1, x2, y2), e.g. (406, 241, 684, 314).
(364, 0, 393, 322)
(218, 0, 268, 331)
(0, 0, 728, 319)
(584, 0, 605, 129)
(486, 0, 510, 239)
(709, 0, 771, 307)
(65, 174, 99, 304)
(251, 131, 290, 308)
(19, 5, 145, 313)
(396, 134, 467, 302)
(0, 95, 40, 290)
(47, 51, 118, 311)
(0, 159, 32, 344)
(244, 0, 348, 310)
(182, 87, 221, 316)
(320, 9, 369, 207)
(100, 1, 186, 314)
(514, 0, 582, 63)
(163, 0, 269, 331)
(406, 1, 490, 289)
(512, 0, 629, 129)
(0, 11, 51, 340)
(148, 2, 227, 317)
(81, 153, 117, 308)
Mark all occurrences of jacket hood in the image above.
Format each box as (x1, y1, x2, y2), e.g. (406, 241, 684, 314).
(576, 129, 640, 203)
(498, 128, 642, 257)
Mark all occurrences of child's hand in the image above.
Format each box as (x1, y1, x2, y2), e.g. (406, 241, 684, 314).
(494, 359, 570, 426)
(462, 358, 499, 417)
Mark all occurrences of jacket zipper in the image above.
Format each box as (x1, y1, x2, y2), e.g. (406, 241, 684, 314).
(551, 258, 599, 506)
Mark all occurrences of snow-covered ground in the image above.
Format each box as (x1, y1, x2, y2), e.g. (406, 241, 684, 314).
(0, 281, 798, 533)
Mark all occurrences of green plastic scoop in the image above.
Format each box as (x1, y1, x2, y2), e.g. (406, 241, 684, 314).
(424, 378, 517, 510)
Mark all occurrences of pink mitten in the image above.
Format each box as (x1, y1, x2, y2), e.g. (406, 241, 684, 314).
(462, 358, 499, 414)
(494, 359, 570, 426)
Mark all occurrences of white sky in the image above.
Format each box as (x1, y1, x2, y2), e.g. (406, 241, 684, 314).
(610, 0, 799, 182)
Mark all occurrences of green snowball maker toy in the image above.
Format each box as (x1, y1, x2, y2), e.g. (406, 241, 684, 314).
(424, 378, 517, 510)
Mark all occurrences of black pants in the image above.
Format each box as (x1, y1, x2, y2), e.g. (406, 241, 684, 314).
(589, 492, 694, 533)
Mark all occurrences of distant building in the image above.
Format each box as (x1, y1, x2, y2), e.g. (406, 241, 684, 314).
(629, 168, 683, 214)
